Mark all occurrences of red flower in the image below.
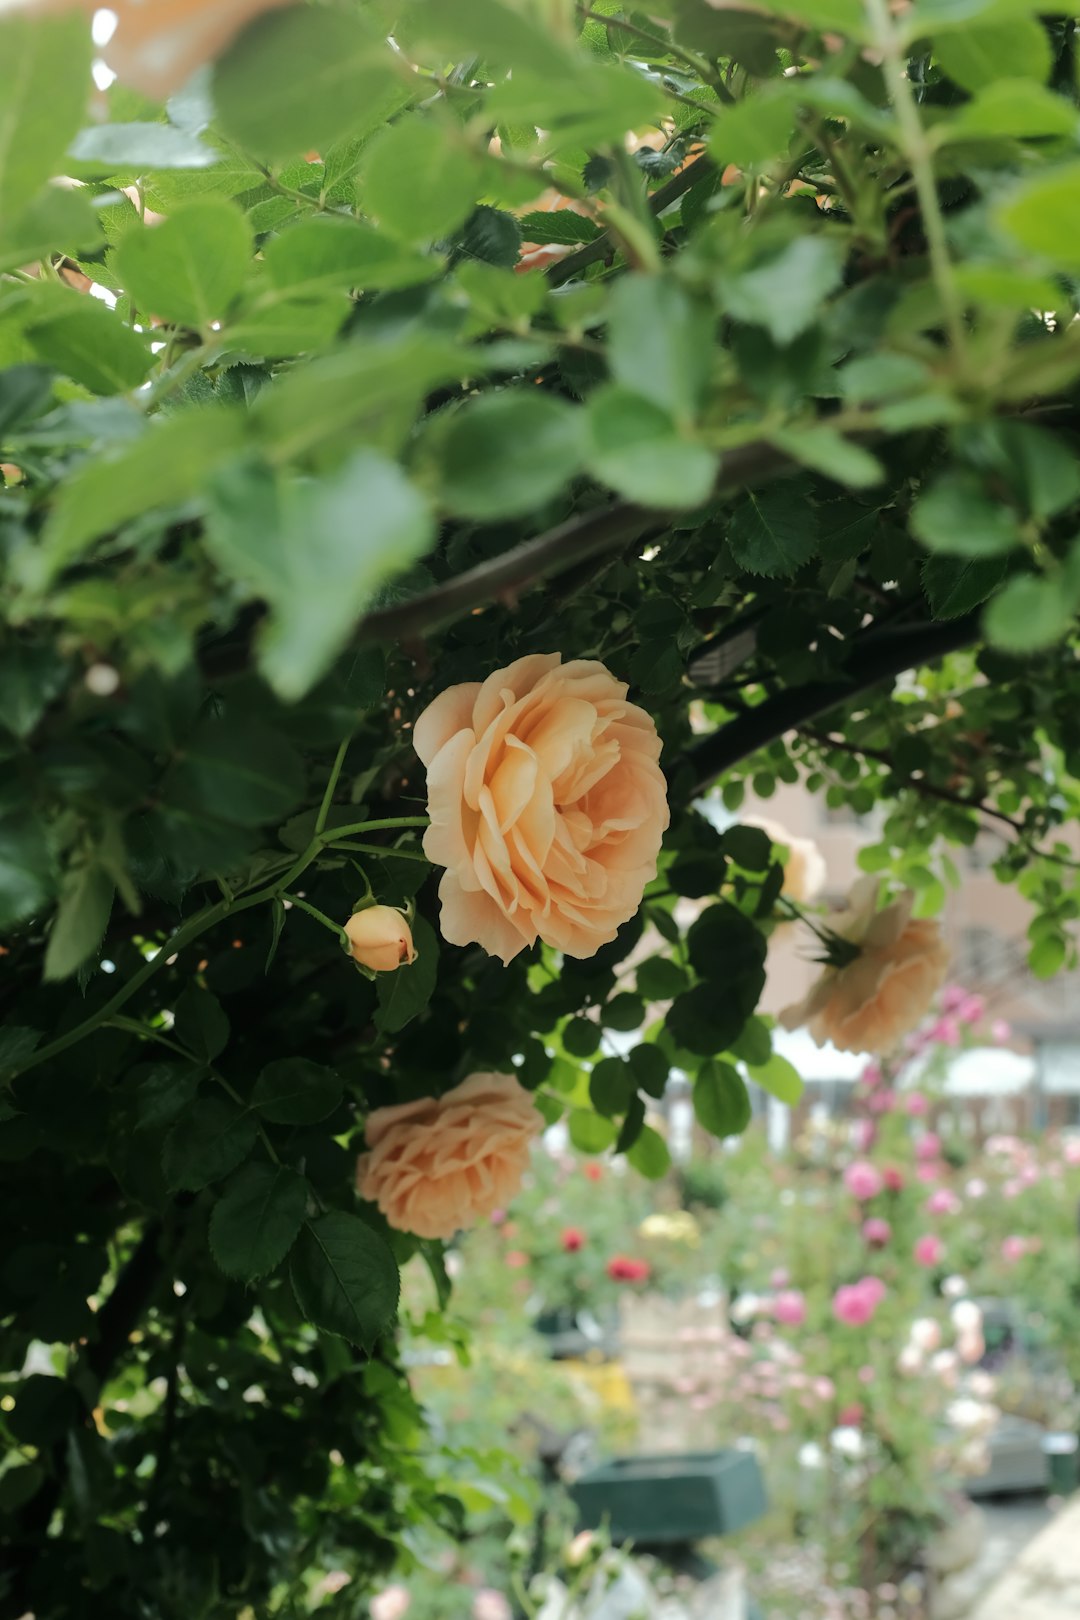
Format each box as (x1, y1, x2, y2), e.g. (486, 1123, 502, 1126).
(606, 1255, 651, 1283)
(561, 1227, 585, 1252)
(505, 1250, 529, 1269)
(882, 1166, 905, 1192)
(583, 1163, 603, 1182)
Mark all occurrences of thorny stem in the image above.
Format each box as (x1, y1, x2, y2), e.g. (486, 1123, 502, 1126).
(864, 0, 967, 364)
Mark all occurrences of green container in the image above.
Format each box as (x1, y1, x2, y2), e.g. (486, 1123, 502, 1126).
(569, 1449, 768, 1546)
(1043, 1433, 1079, 1495)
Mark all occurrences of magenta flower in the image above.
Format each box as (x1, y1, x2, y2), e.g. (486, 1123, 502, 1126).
(925, 1188, 962, 1216)
(958, 993, 985, 1024)
(931, 1016, 961, 1047)
(1001, 1235, 1028, 1263)
(844, 1160, 884, 1201)
(990, 1018, 1011, 1044)
(914, 1234, 945, 1267)
(862, 1216, 892, 1247)
(915, 1132, 942, 1162)
(833, 1278, 885, 1326)
(904, 1091, 929, 1117)
(860, 1061, 883, 1088)
(916, 1162, 941, 1184)
(773, 1289, 807, 1327)
(940, 985, 967, 1013)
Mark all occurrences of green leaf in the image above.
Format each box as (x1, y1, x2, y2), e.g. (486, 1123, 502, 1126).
(0, 810, 54, 932)
(135, 1063, 201, 1131)
(0, 362, 52, 434)
(997, 162, 1080, 269)
(457, 205, 522, 270)
(607, 275, 712, 422)
(585, 386, 717, 510)
(361, 116, 481, 245)
(68, 122, 219, 172)
(983, 572, 1077, 651)
(747, 1051, 804, 1104)
(43, 404, 247, 576)
(26, 291, 151, 396)
(251, 1058, 343, 1125)
(628, 1044, 669, 1100)
(166, 713, 305, 828)
(0, 178, 104, 276)
(568, 1108, 617, 1153)
(174, 986, 230, 1062)
(113, 200, 252, 329)
(602, 993, 645, 1032)
(262, 216, 434, 297)
(727, 486, 818, 577)
(667, 985, 750, 1057)
(722, 237, 845, 345)
(213, 5, 400, 163)
(210, 1163, 309, 1281)
(289, 1212, 400, 1347)
(922, 555, 1010, 618)
(162, 1096, 258, 1191)
(517, 210, 601, 246)
(635, 956, 688, 1001)
(722, 826, 775, 871)
(940, 81, 1077, 142)
(693, 1061, 752, 1137)
(911, 469, 1023, 557)
(590, 1057, 632, 1117)
(770, 427, 884, 490)
(627, 1124, 671, 1179)
(435, 391, 583, 520)
(0, 11, 92, 222)
(205, 452, 434, 701)
(0, 642, 68, 739)
(563, 1016, 602, 1058)
(934, 19, 1051, 92)
(992, 422, 1080, 519)
(43, 861, 114, 982)
(223, 294, 348, 358)
(615, 1092, 647, 1153)
(1029, 933, 1066, 978)
(375, 916, 439, 1034)
(710, 85, 794, 168)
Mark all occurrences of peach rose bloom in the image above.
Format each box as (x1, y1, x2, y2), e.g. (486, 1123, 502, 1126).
(357, 1073, 541, 1240)
(744, 815, 826, 904)
(780, 877, 949, 1054)
(19, 0, 294, 99)
(414, 654, 669, 963)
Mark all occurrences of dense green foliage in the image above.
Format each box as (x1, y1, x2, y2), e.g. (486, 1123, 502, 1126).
(4, 0, 1080, 1611)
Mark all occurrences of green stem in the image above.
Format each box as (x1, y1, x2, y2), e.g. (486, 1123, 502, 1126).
(324, 815, 429, 840)
(283, 893, 348, 942)
(315, 736, 351, 835)
(210, 1067, 282, 1165)
(143, 344, 209, 410)
(864, 0, 966, 363)
(332, 839, 429, 862)
(577, 5, 735, 104)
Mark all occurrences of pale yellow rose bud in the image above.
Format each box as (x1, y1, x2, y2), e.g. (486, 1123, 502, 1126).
(344, 906, 417, 973)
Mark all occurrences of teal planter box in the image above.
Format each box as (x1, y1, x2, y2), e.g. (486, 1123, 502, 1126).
(570, 1450, 768, 1546)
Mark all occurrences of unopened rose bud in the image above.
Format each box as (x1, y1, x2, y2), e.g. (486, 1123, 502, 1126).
(344, 906, 416, 972)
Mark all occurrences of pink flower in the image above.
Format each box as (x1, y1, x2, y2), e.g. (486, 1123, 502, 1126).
(882, 1165, 905, 1192)
(914, 1234, 944, 1267)
(489, 1208, 507, 1226)
(990, 1018, 1011, 1044)
(860, 1061, 883, 1088)
(472, 1592, 512, 1620)
(844, 1160, 884, 1201)
(505, 1250, 529, 1269)
(770, 1267, 790, 1288)
(941, 985, 967, 1013)
(838, 1402, 864, 1427)
(958, 993, 985, 1024)
(773, 1289, 807, 1327)
(833, 1279, 885, 1326)
(860, 1276, 887, 1306)
(852, 1119, 876, 1153)
(1001, 1235, 1028, 1263)
(930, 1016, 962, 1047)
(958, 1330, 985, 1365)
(561, 1227, 585, 1252)
(1064, 1140, 1080, 1167)
(862, 1217, 892, 1247)
(867, 1089, 897, 1115)
(814, 1375, 836, 1400)
(905, 1091, 929, 1117)
(858, 1364, 876, 1385)
(926, 1189, 962, 1216)
(916, 1162, 942, 1184)
(371, 1590, 412, 1620)
(916, 1132, 942, 1162)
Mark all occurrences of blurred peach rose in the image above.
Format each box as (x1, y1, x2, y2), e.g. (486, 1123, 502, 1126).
(26, 0, 294, 99)
(357, 1073, 541, 1240)
(780, 877, 949, 1054)
(344, 906, 416, 973)
(414, 654, 668, 963)
(744, 816, 826, 904)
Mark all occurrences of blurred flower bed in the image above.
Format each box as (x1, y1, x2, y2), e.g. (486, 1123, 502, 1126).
(383, 993, 1080, 1620)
